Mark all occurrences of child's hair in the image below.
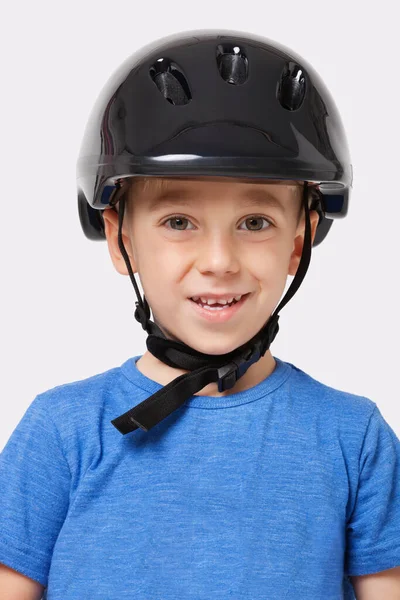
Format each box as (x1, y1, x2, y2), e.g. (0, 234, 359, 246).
(110, 176, 320, 228)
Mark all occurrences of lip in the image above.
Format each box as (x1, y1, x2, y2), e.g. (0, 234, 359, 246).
(188, 292, 252, 323)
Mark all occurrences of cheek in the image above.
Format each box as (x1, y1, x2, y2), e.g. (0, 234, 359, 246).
(143, 244, 186, 279)
(245, 240, 290, 281)
(133, 240, 184, 306)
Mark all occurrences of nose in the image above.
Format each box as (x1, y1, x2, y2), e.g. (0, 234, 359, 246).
(195, 230, 241, 276)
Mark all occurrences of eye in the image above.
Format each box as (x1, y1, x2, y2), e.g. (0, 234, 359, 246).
(239, 216, 272, 232)
(163, 216, 194, 231)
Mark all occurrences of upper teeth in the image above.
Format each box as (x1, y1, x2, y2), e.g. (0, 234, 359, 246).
(191, 295, 243, 305)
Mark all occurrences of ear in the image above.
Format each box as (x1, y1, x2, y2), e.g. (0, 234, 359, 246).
(288, 210, 320, 276)
(102, 207, 138, 276)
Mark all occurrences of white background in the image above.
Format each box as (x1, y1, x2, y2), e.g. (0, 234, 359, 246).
(1, 0, 399, 450)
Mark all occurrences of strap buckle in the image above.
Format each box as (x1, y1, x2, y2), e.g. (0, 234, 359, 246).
(217, 344, 262, 393)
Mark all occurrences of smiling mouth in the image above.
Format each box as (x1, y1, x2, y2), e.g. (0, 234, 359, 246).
(187, 293, 252, 323)
(189, 293, 250, 309)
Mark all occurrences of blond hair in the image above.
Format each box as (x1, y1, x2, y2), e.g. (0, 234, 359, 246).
(111, 176, 319, 225)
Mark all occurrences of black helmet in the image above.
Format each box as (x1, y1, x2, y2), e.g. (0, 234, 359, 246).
(76, 29, 352, 435)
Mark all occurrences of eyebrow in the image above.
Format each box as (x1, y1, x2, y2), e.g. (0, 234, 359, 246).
(147, 187, 288, 213)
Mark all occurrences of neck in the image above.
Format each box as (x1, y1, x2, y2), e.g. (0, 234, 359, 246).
(135, 349, 276, 397)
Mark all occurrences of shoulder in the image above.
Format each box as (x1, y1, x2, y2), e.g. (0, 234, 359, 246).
(284, 359, 377, 419)
(36, 362, 123, 413)
(31, 363, 126, 451)
(279, 359, 378, 458)
(23, 362, 133, 483)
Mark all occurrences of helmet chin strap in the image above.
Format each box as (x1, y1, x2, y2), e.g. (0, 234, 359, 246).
(111, 182, 313, 435)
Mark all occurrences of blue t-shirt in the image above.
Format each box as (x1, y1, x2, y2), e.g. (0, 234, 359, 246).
(1, 355, 400, 599)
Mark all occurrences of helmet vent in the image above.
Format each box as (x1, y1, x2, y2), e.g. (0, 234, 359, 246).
(216, 44, 248, 85)
(277, 62, 306, 111)
(149, 58, 191, 105)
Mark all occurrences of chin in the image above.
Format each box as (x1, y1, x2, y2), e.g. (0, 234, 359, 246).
(181, 334, 247, 357)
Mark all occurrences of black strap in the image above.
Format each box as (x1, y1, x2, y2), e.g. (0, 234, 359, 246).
(111, 333, 274, 433)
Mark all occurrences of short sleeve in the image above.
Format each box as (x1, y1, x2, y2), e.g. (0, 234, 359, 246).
(345, 404, 400, 576)
(0, 394, 71, 587)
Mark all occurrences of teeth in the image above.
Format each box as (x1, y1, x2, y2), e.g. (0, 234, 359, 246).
(191, 294, 243, 305)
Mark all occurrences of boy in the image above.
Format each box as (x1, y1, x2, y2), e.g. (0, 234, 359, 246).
(1, 29, 400, 600)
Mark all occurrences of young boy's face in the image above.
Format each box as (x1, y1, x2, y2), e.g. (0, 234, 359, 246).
(103, 176, 320, 357)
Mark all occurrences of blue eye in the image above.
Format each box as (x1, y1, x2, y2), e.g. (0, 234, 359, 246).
(163, 216, 273, 231)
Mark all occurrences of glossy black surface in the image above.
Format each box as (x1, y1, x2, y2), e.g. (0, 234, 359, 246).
(76, 29, 352, 245)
